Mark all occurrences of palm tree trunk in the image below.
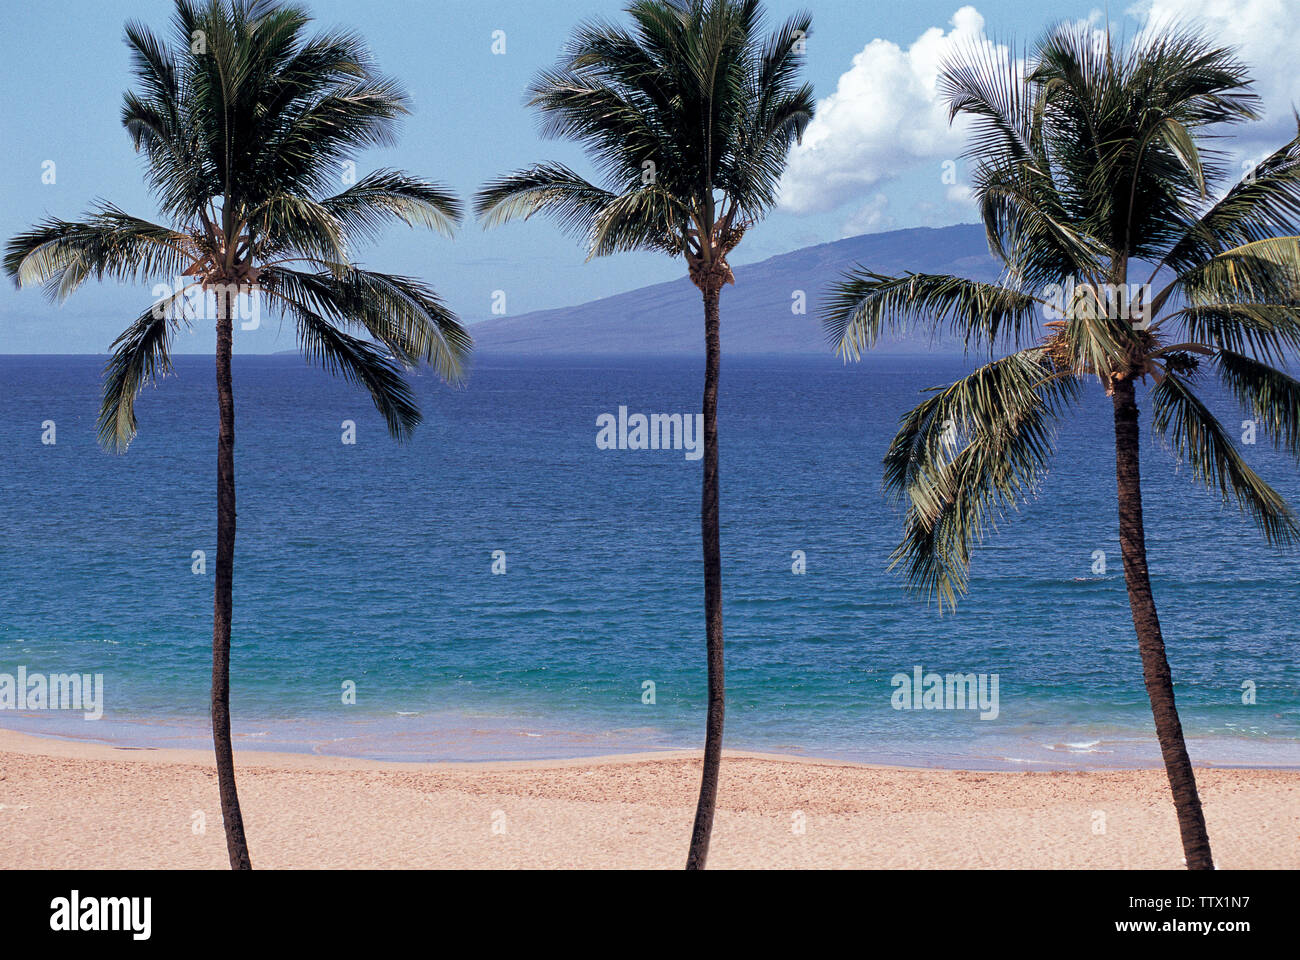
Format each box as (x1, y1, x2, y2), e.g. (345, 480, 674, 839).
(214, 290, 252, 870)
(1111, 375, 1212, 870)
(686, 281, 725, 870)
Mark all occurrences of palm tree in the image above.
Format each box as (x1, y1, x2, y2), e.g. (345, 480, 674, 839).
(823, 22, 1300, 871)
(474, 0, 813, 868)
(5, 0, 470, 869)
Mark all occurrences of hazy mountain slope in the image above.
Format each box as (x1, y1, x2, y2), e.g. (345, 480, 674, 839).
(469, 223, 1000, 356)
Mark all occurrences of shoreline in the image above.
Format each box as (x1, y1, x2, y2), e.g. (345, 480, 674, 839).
(2, 727, 1297, 868)
(3, 712, 1299, 772)
(0, 726, 887, 772)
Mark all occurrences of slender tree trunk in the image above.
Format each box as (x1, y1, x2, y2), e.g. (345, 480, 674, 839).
(1111, 375, 1213, 870)
(214, 290, 252, 870)
(686, 281, 725, 870)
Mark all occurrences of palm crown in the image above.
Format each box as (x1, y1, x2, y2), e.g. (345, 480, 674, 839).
(823, 23, 1300, 610)
(4, 0, 470, 450)
(473, 0, 814, 289)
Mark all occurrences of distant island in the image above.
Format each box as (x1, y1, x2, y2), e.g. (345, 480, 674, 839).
(468, 223, 995, 356)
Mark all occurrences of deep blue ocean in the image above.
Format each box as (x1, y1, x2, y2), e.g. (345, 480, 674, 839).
(1, 352, 1297, 768)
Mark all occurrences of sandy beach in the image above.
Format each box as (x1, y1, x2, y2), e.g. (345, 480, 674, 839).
(0, 728, 1295, 869)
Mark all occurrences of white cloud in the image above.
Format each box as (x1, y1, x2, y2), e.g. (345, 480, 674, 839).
(779, 6, 1003, 215)
(841, 193, 894, 236)
(779, 1, 1297, 224)
(946, 184, 974, 206)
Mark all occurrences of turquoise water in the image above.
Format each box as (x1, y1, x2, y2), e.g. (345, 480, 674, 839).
(1, 353, 1297, 768)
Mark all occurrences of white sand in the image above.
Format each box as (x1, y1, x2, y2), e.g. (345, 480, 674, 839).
(1, 728, 1295, 868)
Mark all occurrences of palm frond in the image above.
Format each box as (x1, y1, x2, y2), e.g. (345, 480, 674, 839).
(320, 169, 461, 241)
(589, 186, 692, 257)
(263, 265, 470, 383)
(251, 193, 348, 263)
(1215, 349, 1300, 459)
(822, 271, 1043, 359)
(1151, 369, 1298, 546)
(4, 205, 194, 299)
(969, 158, 1106, 288)
(474, 163, 618, 237)
(885, 349, 1080, 610)
(1159, 117, 1300, 274)
(1171, 302, 1300, 364)
(98, 292, 190, 452)
(1161, 236, 1300, 313)
(942, 32, 1040, 167)
(281, 295, 424, 440)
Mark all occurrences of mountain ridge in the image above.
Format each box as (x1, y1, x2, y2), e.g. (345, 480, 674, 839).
(469, 222, 999, 356)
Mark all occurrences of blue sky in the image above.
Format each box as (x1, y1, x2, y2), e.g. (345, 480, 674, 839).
(1, 0, 1294, 353)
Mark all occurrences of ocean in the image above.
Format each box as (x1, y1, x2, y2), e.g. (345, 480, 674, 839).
(1, 352, 1297, 768)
